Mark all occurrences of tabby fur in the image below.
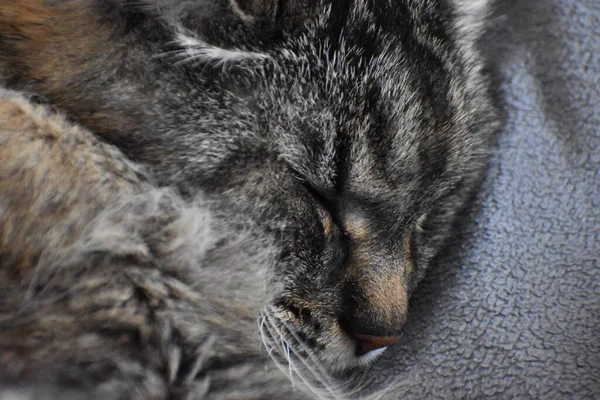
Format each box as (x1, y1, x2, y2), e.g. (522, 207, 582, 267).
(0, 0, 500, 398)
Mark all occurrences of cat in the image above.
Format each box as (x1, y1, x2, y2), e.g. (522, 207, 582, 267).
(0, 0, 501, 398)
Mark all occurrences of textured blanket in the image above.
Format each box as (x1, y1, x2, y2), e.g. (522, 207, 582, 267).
(372, 0, 600, 398)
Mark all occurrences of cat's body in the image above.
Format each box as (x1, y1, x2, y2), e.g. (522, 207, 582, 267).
(0, 0, 500, 398)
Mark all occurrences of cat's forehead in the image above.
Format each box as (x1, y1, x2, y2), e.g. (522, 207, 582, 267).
(268, 22, 455, 178)
(254, 0, 470, 220)
(172, 0, 469, 209)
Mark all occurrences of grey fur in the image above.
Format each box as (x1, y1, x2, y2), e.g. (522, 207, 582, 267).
(0, 0, 501, 398)
(0, 89, 300, 399)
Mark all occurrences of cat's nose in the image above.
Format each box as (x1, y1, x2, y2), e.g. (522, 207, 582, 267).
(342, 306, 405, 354)
(354, 333, 400, 354)
(340, 275, 408, 345)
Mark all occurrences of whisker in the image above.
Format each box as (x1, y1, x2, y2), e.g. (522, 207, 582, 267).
(270, 308, 372, 396)
(271, 308, 340, 386)
(282, 339, 295, 388)
(264, 310, 346, 400)
(258, 313, 276, 357)
(260, 307, 387, 400)
(261, 314, 322, 394)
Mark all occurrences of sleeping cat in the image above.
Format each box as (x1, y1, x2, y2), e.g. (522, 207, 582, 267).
(0, 0, 500, 398)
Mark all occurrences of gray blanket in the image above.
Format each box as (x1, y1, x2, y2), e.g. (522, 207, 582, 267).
(370, 0, 600, 398)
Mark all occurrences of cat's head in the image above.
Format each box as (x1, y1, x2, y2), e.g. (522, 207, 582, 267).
(138, 0, 501, 383)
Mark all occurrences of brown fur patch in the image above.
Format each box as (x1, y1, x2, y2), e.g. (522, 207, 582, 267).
(362, 271, 408, 326)
(322, 213, 333, 236)
(0, 90, 143, 276)
(0, 1, 51, 31)
(344, 216, 369, 242)
(0, 0, 137, 140)
(0, 0, 109, 71)
(342, 237, 408, 333)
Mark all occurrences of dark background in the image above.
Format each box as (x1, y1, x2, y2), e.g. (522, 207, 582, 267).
(370, 0, 600, 398)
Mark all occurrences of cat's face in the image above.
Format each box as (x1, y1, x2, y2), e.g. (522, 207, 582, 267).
(132, 0, 499, 380)
(159, 0, 499, 378)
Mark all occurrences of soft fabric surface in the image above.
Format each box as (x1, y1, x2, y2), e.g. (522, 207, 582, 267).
(370, 0, 600, 398)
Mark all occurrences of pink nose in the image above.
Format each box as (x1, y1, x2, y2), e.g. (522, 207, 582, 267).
(355, 333, 400, 354)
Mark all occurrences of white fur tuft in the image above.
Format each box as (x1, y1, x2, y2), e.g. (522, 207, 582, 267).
(174, 26, 270, 65)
